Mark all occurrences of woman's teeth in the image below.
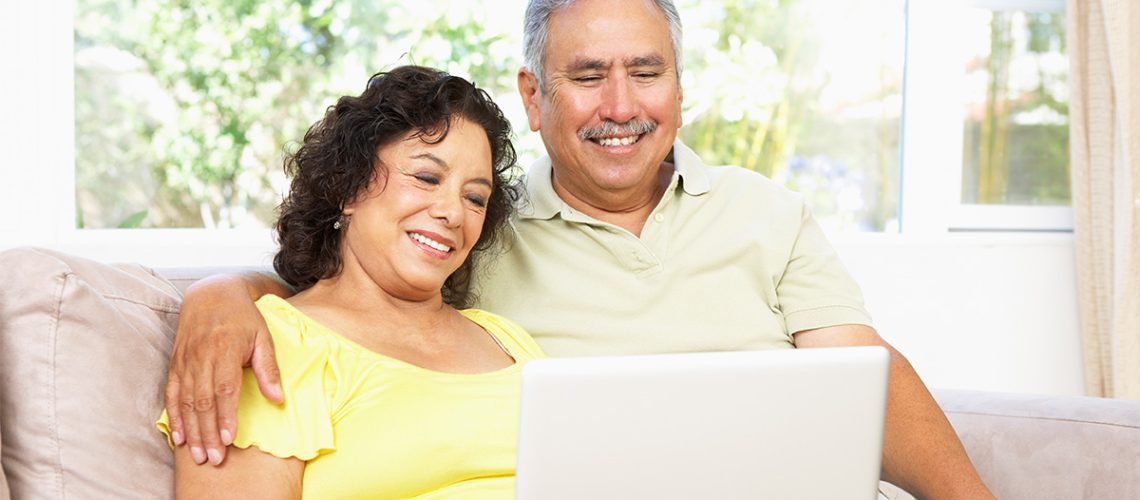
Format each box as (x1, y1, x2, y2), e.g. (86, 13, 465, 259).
(409, 232, 451, 252)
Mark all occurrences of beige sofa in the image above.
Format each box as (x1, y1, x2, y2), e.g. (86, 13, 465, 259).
(1, 247, 1138, 499)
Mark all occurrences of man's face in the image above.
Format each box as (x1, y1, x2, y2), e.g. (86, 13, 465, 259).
(519, 0, 683, 208)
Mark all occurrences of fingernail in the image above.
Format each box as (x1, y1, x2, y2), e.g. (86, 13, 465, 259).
(172, 430, 183, 445)
(207, 448, 223, 466)
(190, 446, 206, 464)
(221, 429, 233, 445)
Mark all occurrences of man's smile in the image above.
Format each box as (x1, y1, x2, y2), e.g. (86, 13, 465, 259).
(593, 134, 644, 147)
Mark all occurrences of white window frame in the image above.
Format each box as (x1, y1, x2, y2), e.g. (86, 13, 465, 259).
(899, 0, 1071, 235)
(0, 1, 277, 267)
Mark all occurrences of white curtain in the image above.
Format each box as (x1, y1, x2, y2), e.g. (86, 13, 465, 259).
(1068, 0, 1140, 399)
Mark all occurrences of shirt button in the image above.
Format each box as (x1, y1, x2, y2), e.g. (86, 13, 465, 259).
(654, 213, 665, 223)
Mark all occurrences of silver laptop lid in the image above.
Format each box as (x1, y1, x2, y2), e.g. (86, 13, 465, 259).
(515, 346, 890, 500)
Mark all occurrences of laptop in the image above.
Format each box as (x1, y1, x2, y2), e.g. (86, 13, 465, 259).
(514, 346, 890, 500)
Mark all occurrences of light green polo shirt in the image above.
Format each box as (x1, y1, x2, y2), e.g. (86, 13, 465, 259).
(472, 141, 872, 357)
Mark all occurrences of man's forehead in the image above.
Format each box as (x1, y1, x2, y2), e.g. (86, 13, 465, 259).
(547, 0, 670, 39)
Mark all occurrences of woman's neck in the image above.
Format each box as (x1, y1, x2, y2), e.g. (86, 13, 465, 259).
(288, 266, 454, 338)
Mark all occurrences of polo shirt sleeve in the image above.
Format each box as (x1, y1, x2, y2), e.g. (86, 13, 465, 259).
(776, 204, 873, 334)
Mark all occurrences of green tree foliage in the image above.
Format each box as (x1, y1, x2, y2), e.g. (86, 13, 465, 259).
(75, 0, 524, 229)
(962, 10, 1068, 206)
(135, 0, 345, 228)
(677, 0, 903, 231)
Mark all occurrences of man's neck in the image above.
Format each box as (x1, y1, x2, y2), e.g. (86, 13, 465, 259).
(551, 162, 675, 237)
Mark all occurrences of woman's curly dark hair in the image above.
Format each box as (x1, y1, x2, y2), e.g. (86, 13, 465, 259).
(273, 65, 520, 308)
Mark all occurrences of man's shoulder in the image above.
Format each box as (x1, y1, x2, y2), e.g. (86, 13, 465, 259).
(673, 142, 801, 204)
(704, 163, 787, 190)
(694, 164, 805, 214)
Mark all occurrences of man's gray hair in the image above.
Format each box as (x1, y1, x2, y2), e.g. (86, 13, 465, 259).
(522, 0, 683, 91)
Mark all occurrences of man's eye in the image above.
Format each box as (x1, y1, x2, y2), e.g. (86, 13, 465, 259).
(575, 75, 602, 82)
(634, 72, 658, 79)
(415, 174, 440, 185)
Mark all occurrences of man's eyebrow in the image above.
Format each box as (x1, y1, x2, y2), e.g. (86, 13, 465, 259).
(566, 57, 609, 72)
(565, 54, 666, 73)
(411, 152, 492, 188)
(627, 54, 667, 67)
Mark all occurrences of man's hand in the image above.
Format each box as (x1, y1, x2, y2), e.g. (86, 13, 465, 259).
(794, 324, 995, 500)
(164, 273, 291, 466)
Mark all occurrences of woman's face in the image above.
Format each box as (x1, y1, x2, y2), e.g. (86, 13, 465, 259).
(341, 117, 493, 301)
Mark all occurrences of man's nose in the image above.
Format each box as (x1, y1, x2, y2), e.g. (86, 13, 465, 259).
(599, 76, 638, 124)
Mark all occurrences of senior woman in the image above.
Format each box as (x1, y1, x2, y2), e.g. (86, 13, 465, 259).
(158, 65, 544, 498)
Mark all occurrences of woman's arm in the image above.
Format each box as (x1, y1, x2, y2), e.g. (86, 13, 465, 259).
(174, 442, 304, 499)
(165, 272, 295, 466)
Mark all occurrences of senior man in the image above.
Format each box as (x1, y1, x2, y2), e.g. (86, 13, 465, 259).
(164, 0, 993, 497)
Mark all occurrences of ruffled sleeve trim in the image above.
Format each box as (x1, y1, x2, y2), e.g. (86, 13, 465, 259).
(223, 295, 338, 460)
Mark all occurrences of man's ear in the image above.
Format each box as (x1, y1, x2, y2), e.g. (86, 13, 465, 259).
(517, 68, 542, 132)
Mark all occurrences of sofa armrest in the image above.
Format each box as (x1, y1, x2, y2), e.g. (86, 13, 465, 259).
(932, 388, 1140, 500)
(0, 417, 9, 500)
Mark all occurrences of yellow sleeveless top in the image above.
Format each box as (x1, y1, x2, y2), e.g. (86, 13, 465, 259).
(159, 294, 545, 499)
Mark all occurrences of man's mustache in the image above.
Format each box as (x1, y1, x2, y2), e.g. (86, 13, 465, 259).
(578, 119, 658, 140)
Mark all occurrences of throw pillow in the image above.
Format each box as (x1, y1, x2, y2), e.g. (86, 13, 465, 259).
(0, 247, 180, 499)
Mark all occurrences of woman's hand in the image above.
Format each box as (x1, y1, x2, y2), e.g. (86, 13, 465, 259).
(164, 273, 291, 465)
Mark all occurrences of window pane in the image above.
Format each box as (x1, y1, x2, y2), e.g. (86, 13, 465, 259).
(960, 8, 1069, 206)
(75, 0, 902, 232)
(677, 0, 905, 232)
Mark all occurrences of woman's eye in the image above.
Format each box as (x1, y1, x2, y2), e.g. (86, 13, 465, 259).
(466, 195, 487, 208)
(415, 174, 440, 185)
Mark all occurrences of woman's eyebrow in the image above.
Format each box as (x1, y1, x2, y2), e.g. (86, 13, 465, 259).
(410, 152, 449, 168)
(411, 152, 492, 187)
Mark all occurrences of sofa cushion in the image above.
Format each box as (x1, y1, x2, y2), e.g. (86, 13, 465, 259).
(0, 247, 180, 499)
(934, 389, 1140, 500)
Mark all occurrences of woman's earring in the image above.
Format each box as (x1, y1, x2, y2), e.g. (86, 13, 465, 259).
(334, 214, 350, 230)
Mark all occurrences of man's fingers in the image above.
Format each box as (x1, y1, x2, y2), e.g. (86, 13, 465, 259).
(213, 366, 242, 447)
(179, 373, 208, 465)
(191, 368, 226, 466)
(164, 375, 186, 446)
(251, 327, 283, 404)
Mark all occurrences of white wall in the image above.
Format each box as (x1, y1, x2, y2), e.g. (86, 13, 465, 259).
(835, 232, 1085, 396)
(0, 231, 1085, 397)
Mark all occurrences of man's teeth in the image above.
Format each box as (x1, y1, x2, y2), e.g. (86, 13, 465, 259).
(597, 135, 639, 147)
(409, 232, 451, 252)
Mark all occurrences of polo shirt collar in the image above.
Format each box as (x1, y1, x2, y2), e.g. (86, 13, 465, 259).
(519, 139, 712, 221)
